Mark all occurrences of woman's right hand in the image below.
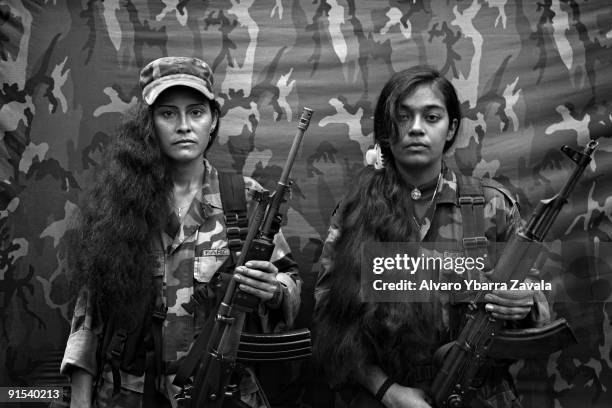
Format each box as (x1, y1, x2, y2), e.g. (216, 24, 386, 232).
(381, 383, 432, 408)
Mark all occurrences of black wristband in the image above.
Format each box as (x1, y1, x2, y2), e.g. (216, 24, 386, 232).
(374, 378, 394, 402)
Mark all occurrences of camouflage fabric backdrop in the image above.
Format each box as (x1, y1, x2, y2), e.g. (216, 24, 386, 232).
(1, 0, 611, 407)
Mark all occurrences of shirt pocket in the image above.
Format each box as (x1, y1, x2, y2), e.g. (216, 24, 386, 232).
(152, 250, 165, 279)
(194, 254, 229, 283)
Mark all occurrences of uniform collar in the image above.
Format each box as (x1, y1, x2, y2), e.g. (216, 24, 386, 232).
(201, 158, 223, 210)
(435, 162, 460, 206)
(163, 158, 221, 247)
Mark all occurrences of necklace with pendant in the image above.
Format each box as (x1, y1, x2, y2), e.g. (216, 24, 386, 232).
(411, 173, 442, 228)
(410, 173, 442, 202)
(170, 188, 199, 218)
(170, 202, 190, 217)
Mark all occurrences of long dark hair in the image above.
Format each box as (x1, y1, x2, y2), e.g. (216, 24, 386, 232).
(314, 167, 437, 386)
(68, 96, 220, 323)
(314, 67, 461, 385)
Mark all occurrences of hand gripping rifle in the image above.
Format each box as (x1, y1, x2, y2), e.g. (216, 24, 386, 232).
(430, 140, 598, 408)
(173, 108, 314, 408)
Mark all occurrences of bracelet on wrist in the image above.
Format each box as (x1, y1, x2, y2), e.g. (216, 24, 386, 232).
(374, 378, 394, 402)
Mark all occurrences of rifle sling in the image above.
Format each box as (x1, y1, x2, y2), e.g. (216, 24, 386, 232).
(173, 308, 215, 387)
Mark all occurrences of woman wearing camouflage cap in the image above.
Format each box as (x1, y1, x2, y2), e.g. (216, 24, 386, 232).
(313, 66, 550, 408)
(61, 57, 301, 407)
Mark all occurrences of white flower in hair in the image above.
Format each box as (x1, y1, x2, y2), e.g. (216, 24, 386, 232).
(365, 147, 377, 166)
(364, 143, 385, 169)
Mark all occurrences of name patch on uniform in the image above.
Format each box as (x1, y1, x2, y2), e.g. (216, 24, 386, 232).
(443, 250, 463, 259)
(201, 248, 230, 257)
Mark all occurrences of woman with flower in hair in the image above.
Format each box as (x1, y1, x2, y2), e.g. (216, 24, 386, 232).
(62, 57, 301, 408)
(314, 66, 549, 408)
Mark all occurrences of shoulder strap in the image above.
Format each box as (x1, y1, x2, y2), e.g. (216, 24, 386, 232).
(218, 172, 249, 262)
(449, 175, 490, 340)
(456, 174, 488, 262)
(179, 172, 249, 319)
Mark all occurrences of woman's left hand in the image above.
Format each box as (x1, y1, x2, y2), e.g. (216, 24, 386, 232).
(233, 260, 283, 305)
(484, 289, 535, 321)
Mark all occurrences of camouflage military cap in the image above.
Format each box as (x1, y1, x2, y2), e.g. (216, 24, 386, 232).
(139, 56, 215, 105)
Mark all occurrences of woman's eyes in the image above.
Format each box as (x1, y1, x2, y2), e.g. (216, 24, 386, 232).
(398, 112, 411, 120)
(398, 112, 441, 122)
(158, 107, 207, 118)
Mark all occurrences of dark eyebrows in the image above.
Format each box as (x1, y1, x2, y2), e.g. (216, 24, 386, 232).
(188, 103, 208, 109)
(154, 102, 208, 109)
(398, 103, 446, 111)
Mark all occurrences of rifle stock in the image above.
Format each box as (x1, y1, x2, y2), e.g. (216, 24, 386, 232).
(431, 140, 597, 408)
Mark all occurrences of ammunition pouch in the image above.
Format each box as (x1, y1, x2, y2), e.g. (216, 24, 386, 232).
(101, 303, 152, 376)
(99, 301, 153, 395)
(98, 282, 168, 397)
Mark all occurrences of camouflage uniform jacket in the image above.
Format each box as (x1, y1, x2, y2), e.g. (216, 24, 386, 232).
(314, 163, 550, 407)
(61, 159, 301, 407)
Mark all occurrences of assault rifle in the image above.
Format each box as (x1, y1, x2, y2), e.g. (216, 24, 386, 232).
(173, 108, 314, 408)
(431, 140, 598, 408)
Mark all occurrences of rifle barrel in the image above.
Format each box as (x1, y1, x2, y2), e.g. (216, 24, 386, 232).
(526, 140, 598, 241)
(278, 108, 313, 185)
(262, 108, 313, 236)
